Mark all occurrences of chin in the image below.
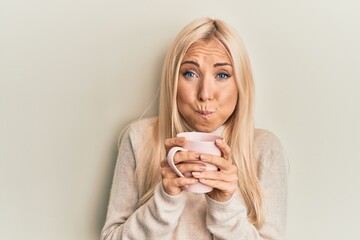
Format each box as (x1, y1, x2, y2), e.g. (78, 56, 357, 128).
(193, 124, 218, 133)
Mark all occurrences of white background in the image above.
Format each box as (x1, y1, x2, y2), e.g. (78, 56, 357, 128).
(1, 0, 359, 239)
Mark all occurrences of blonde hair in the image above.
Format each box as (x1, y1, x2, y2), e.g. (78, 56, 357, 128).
(135, 17, 264, 227)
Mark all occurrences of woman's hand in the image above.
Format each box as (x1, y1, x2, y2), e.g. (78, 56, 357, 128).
(161, 137, 205, 196)
(192, 139, 238, 202)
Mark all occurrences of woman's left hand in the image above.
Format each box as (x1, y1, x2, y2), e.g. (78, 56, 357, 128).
(192, 139, 238, 202)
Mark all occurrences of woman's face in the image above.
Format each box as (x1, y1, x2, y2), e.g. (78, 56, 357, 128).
(177, 39, 238, 132)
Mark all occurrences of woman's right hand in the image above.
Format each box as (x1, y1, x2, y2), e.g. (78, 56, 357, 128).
(161, 137, 204, 196)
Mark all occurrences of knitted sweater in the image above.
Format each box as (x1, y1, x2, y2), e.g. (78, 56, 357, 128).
(101, 118, 287, 240)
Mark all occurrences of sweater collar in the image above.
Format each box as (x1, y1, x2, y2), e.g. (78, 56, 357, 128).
(209, 125, 225, 136)
(185, 125, 225, 136)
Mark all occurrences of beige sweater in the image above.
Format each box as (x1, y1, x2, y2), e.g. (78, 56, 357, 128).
(101, 118, 287, 240)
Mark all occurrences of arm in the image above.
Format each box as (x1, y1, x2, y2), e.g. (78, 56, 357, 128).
(205, 131, 287, 240)
(101, 125, 186, 240)
(257, 132, 287, 239)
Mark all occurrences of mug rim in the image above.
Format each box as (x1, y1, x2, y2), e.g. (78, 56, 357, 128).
(176, 131, 223, 142)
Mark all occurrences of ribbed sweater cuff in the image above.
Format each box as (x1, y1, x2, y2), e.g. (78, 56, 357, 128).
(158, 184, 187, 209)
(205, 193, 247, 220)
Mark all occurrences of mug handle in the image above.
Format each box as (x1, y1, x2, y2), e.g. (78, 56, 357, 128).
(167, 146, 188, 177)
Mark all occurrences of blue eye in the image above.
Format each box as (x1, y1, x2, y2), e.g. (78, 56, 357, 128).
(183, 71, 197, 79)
(216, 73, 230, 79)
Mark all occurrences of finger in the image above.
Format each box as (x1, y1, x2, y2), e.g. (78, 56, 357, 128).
(175, 177, 199, 187)
(162, 177, 199, 196)
(191, 171, 238, 182)
(161, 162, 206, 178)
(162, 159, 206, 178)
(165, 137, 186, 152)
(215, 139, 232, 161)
(198, 178, 237, 193)
(199, 154, 237, 172)
(175, 162, 207, 174)
(160, 158, 167, 167)
(161, 155, 206, 176)
(163, 177, 199, 189)
(172, 151, 200, 164)
(161, 165, 179, 178)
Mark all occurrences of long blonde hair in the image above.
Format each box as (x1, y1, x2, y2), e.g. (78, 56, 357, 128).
(135, 17, 264, 227)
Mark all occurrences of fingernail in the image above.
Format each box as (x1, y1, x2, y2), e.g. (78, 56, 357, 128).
(199, 165, 207, 170)
(200, 155, 208, 160)
(192, 172, 201, 177)
(176, 137, 185, 144)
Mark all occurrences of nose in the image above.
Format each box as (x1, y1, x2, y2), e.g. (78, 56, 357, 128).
(197, 77, 214, 101)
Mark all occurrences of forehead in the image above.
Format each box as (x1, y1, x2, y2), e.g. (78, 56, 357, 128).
(184, 39, 231, 62)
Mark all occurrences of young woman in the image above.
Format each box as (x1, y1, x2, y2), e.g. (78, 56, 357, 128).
(101, 17, 287, 239)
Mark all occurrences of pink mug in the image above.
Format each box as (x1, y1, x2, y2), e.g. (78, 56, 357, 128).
(167, 132, 222, 193)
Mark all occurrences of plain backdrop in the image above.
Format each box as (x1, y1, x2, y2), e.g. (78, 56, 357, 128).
(1, 0, 359, 239)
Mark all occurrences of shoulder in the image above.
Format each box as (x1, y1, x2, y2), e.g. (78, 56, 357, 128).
(127, 117, 157, 136)
(118, 117, 158, 149)
(254, 128, 285, 170)
(254, 128, 282, 150)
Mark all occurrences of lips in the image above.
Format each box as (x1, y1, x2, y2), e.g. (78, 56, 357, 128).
(197, 110, 214, 119)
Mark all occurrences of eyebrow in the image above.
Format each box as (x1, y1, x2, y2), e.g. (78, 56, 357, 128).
(181, 60, 200, 67)
(181, 61, 232, 68)
(214, 62, 232, 67)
